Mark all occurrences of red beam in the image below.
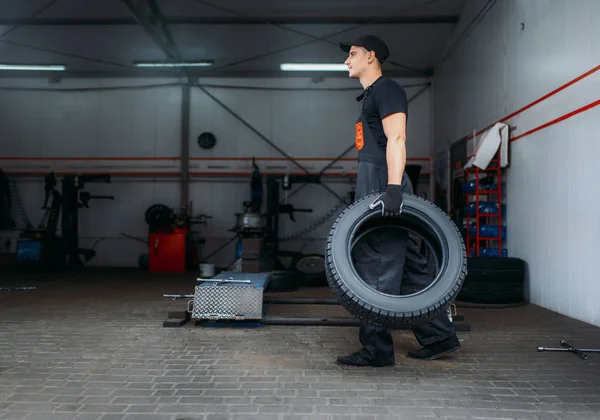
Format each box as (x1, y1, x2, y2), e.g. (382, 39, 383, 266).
(511, 98, 600, 142)
(464, 64, 600, 141)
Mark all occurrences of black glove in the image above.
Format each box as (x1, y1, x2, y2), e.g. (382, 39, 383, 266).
(369, 184, 404, 216)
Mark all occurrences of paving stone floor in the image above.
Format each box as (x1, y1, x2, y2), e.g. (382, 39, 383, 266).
(1, 268, 600, 420)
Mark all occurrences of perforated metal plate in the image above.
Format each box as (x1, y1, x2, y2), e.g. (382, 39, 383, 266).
(191, 284, 264, 320)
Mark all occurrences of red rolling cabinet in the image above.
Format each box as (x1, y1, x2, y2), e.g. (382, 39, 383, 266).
(149, 228, 187, 272)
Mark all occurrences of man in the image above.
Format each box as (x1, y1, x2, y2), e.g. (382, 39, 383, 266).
(336, 35, 461, 367)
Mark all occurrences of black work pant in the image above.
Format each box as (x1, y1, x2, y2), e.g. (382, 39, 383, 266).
(352, 161, 456, 364)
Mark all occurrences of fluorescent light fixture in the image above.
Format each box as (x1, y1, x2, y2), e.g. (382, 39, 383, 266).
(133, 61, 213, 68)
(0, 64, 66, 71)
(280, 63, 348, 72)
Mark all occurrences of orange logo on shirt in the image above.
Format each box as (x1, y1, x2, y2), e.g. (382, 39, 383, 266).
(355, 122, 364, 150)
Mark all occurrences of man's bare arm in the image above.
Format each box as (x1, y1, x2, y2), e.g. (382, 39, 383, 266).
(382, 111, 407, 185)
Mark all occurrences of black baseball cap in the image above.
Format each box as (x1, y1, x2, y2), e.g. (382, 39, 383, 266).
(339, 35, 390, 63)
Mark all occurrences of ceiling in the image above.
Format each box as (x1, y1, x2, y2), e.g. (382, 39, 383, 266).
(0, 0, 468, 78)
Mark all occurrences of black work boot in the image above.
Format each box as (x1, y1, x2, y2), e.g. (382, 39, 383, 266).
(336, 351, 395, 367)
(407, 335, 461, 360)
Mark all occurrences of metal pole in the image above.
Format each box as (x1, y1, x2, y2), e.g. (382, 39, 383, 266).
(263, 297, 340, 305)
(261, 316, 361, 326)
(429, 80, 435, 201)
(180, 84, 191, 208)
(0, 15, 461, 26)
(163, 294, 194, 300)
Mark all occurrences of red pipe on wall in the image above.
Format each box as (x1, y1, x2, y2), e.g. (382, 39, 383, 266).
(511, 98, 600, 142)
(0, 157, 431, 177)
(0, 157, 431, 162)
(464, 64, 600, 142)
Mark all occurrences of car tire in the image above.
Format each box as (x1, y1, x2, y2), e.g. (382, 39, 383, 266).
(325, 193, 467, 329)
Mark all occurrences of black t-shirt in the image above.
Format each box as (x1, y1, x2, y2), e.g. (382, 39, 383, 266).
(358, 76, 408, 149)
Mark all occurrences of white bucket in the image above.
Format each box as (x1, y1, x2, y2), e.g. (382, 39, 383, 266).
(199, 263, 215, 277)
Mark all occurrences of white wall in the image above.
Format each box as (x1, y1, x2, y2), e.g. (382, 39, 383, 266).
(433, 0, 600, 327)
(0, 75, 433, 268)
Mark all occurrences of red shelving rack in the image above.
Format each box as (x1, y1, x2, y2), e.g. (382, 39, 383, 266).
(464, 150, 504, 257)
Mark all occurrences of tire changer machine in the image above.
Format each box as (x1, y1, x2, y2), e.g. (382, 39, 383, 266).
(144, 203, 211, 272)
(16, 172, 114, 270)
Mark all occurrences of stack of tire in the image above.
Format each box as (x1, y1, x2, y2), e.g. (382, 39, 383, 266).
(457, 257, 526, 305)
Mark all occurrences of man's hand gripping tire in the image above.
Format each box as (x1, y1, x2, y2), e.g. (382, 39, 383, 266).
(369, 184, 404, 216)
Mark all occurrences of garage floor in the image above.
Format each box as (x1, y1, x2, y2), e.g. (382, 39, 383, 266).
(1, 269, 600, 420)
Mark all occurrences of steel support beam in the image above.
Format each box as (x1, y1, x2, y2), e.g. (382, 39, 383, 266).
(0, 15, 460, 26)
(120, 0, 182, 63)
(120, 0, 192, 208)
(0, 0, 61, 39)
(180, 84, 191, 208)
(0, 38, 132, 70)
(0, 68, 421, 79)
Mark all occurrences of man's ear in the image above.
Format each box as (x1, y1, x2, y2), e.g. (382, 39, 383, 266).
(368, 51, 375, 64)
